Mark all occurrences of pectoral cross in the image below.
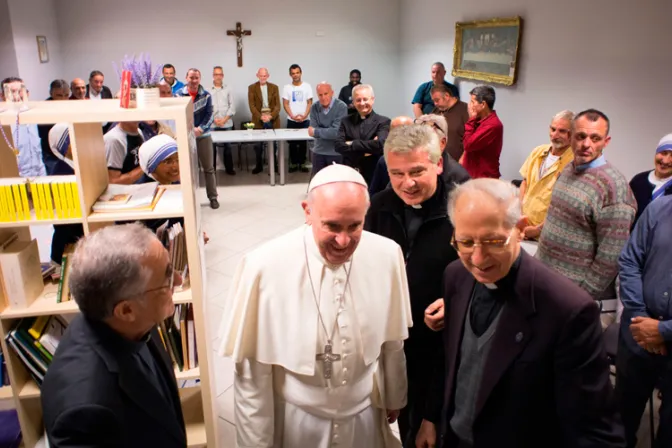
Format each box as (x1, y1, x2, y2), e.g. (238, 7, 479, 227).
(226, 22, 252, 67)
(316, 343, 341, 379)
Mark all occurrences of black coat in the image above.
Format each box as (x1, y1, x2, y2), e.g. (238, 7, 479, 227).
(42, 315, 187, 448)
(431, 252, 625, 448)
(629, 170, 672, 226)
(86, 85, 113, 99)
(335, 111, 390, 183)
(365, 178, 458, 361)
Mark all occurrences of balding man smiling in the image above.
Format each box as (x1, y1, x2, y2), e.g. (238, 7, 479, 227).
(307, 82, 348, 177)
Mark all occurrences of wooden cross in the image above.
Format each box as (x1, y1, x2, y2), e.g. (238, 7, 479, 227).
(226, 22, 252, 67)
(316, 343, 341, 379)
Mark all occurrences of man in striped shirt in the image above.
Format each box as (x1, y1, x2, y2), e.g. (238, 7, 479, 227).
(536, 109, 636, 301)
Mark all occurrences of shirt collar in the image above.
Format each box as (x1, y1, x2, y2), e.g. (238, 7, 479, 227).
(87, 317, 152, 355)
(485, 252, 523, 291)
(575, 154, 607, 172)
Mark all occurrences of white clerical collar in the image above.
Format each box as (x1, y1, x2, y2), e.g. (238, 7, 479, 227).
(484, 283, 498, 290)
(411, 204, 422, 209)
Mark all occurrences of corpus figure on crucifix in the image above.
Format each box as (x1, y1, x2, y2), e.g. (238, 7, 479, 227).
(218, 163, 412, 448)
(227, 22, 251, 67)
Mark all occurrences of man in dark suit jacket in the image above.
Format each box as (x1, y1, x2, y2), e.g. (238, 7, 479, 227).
(248, 67, 281, 174)
(365, 124, 459, 447)
(416, 178, 624, 448)
(85, 70, 113, 100)
(335, 84, 390, 184)
(42, 223, 187, 448)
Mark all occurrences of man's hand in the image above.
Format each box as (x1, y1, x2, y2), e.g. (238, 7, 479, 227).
(308, 126, 315, 137)
(346, 141, 353, 146)
(631, 317, 665, 350)
(467, 103, 478, 119)
(213, 118, 224, 127)
(416, 419, 437, 448)
(424, 299, 445, 331)
(294, 114, 305, 122)
(193, 127, 203, 138)
(523, 225, 542, 240)
(386, 409, 400, 423)
(261, 114, 271, 123)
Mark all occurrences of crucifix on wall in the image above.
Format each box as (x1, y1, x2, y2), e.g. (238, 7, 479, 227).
(227, 22, 252, 67)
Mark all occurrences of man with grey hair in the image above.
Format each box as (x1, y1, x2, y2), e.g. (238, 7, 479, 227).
(335, 84, 390, 183)
(41, 223, 187, 447)
(365, 124, 459, 447)
(462, 85, 503, 179)
(307, 81, 348, 177)
(518, 110, 575, 240)
(415, 178, 624, 448)
(412, 62, 459, 118)
(219, 163, 412, 447)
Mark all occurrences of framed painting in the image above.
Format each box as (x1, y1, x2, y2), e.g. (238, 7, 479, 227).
(452, 16, 522, 86)
(36, 36, 49, 63)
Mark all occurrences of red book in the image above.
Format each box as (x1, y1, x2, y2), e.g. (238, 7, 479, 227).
(119, 70, 132, 108)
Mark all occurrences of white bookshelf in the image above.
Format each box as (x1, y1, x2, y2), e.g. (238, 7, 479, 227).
(0, 98, 217, 447)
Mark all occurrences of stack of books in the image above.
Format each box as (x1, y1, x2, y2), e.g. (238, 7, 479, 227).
(157, 221, 188, 287)
(92, 182, 163, 213)
(32, 176, 82, 220)
(158, 303, 197, 373)
(5, 316, 67, 385)
(0, 178, 30, 222)
(55, 245, 75, 303)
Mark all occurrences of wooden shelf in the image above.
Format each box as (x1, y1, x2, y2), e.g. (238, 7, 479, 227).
(175, 366, 200, 381)
(0, 282, 79, 319)
(186, 421, 207, 448)
(18, 379, 40, 399)
(0, 98, 191, 126)
(0, 214, 82, 228)
(0, 385, 13, 400)
(86, 187, 184, 223)
(173, 288, 192, 305)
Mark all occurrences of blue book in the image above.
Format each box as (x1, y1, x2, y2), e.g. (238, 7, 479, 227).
(0, 409, 21, 447)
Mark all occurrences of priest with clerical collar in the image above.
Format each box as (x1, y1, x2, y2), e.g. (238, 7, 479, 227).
(218, 164, 412, 447)
(415, 178, 625, 448)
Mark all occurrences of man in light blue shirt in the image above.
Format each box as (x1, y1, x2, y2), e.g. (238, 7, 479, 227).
(617, 194, 672, 447)
(1, 77, 46, 177)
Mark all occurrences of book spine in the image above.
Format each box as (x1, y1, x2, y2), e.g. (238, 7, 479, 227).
(59, 182, 70, 219)
(64, 182, 75, 219)
(51, 183, 62, 219)
(19, 182, 30, 220)
(5, 185, 17, 221)
(43, 182, 55, 220)
(56, 254, 68, 303)
(0, 185, 8, 222)
(71, 182, 82, 218)
(11, 184, 23, 221)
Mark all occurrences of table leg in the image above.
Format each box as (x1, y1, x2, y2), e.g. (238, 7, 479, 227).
(268, 141, 276, 186)
(279, 140, 286, 186)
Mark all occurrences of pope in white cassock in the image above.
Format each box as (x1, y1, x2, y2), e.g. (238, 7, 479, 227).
(218, 164, 413, 447)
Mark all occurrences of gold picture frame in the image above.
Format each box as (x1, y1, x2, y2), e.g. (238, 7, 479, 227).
(452, 16, 522, 86)
(36, 36, 49, 63)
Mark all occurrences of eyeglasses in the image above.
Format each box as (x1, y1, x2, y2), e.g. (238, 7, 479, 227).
(141, 264, 175, 295)
(159, 155, 179, 166)
(451, 230, 514, 254)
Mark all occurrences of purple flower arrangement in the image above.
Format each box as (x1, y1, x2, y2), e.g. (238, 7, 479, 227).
(113, 53, 163, 88)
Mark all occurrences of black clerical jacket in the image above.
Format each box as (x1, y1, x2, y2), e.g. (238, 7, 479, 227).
(42, 315, 187, 448)
(429, 251, 625, 448)
(335, 110, 390, 182)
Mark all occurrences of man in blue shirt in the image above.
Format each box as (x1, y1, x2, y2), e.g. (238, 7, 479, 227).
(411, 63, 458, 118)
(1, 77, 46, 177)
(617, 195, 672, 448)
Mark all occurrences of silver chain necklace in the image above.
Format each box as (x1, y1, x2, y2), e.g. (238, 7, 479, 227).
(303, 230, 353, 379)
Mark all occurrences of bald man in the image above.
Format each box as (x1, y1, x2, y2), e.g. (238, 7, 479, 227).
(369, 116, 415, 195)
(70, 78, 86, 100)
(307, 82, 349, 178)
(248, 68, 281, 174)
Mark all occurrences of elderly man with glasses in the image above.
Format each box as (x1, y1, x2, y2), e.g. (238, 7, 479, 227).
(415, 178, 624, 448)
(42, 223, 187, 447)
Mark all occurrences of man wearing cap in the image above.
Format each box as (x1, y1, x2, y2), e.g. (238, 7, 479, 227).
(218, 164, 412, 447)
(628, 133, 672, 226)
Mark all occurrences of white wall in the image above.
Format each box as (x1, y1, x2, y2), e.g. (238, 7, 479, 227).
(0, 0, 19, 80)
(54, 0, 403, 121)
(400, 0, 672, 180)
(6, 0, 62, 100)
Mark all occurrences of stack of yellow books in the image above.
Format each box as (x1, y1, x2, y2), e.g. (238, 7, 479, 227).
(31, 175, 82, 220)
(0, 178, 30, 222)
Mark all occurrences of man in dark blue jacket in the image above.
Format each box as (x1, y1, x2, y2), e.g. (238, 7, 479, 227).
(178, 68, 219, 209)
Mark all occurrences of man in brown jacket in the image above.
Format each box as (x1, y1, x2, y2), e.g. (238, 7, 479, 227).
(431, 84, 469, 162)
(248, 67, 281, 174)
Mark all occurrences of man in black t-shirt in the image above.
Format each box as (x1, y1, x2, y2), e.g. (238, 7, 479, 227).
(104, 122, 145, 184)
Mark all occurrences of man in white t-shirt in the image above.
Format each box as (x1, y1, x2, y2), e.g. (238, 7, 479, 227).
(282, 64, 313, 173)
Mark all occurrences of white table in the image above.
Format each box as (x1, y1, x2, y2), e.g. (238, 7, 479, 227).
(210, 129, 313, 186)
